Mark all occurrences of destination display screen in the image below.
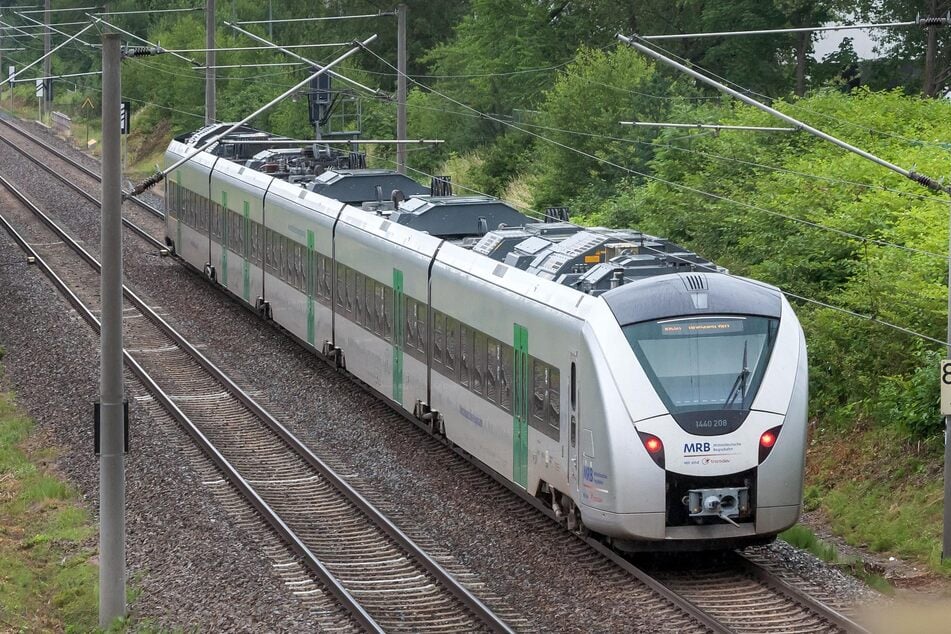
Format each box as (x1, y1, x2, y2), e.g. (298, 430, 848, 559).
(660, 319, 745, 336)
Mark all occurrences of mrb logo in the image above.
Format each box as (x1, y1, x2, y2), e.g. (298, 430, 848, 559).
(583, 465, 594, 482)
(684, 442, 711, 453)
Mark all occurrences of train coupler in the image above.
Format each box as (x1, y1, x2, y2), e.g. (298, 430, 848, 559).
(686, 487, 750, 524)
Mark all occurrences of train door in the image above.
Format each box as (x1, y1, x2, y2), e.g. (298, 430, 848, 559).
(513, 323, 529, 488)
(569, 356, 579, 492)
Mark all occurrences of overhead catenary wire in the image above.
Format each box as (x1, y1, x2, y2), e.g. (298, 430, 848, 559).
(15, 5, 101, 14)
(131, 34, 378, 195)
(236, 12, 396, 25)
(85, 14, 197, 65)
(621, 121, 798, 132)
(224, 21, 387, 97)
(93, 7, 203, 15)
(15, 11, 99, 48)
(0, 21, 96, 87)
(356, 66, 951, 260)
(631, 34, 951, 152)
(162, 43, 351, 53)
(640, 19, 940, 41)
(618, 33, 950, 195)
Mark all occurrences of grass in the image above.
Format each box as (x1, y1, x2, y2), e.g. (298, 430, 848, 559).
(780, 524, 893, 593)
(0, 389, 103, 632)
(804, 423, 951, 577)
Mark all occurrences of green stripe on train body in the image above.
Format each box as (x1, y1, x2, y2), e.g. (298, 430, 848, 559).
(392, 269, 404, 405)
(513, 323, 529, 488)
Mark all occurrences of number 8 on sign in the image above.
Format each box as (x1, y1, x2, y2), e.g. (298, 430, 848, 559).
(941, 360, 951, 416)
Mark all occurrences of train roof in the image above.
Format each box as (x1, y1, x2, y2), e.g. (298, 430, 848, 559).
(389, 195, 530, 239)
(471, 222, 724, 295)
(602, 272, 782, 325)
(308, 168, 428, 204)
(168, 132, 729, 299)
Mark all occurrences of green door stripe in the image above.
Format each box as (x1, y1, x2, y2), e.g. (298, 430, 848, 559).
(513, 324, 529, 488)
(242, 200, 250, 302)
(307, 230, 316, 346)
(392, 269, 404, 405)
(220, 190, 228, 286)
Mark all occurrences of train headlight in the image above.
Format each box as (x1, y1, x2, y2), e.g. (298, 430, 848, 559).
(637, 431, 665, 469)
(758, 426, 782, 463)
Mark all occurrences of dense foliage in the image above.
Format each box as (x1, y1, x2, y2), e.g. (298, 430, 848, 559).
(4, 1, 951, 437)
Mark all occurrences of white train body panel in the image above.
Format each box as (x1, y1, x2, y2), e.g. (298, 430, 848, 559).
(165, 138, 810, 550)
(263, 185, 341, 349)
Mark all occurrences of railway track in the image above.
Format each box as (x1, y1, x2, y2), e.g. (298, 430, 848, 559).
(0, 116, 166, 241)
(0, 119, 873, 633)
(0, 172, 522, 633)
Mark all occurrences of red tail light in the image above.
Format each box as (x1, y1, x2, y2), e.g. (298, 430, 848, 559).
(637, 431, 665, 469)
(758, 426, 782, 463)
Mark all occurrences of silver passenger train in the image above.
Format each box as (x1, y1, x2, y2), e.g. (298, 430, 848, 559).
(164, 130, 808, 550)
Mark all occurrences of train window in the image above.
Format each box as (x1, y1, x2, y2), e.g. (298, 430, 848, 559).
(532, 360, 546, 425)
(383, 285, 394, 342)
(486, 338, 499, 403)
(371, 281, 383, 334)
(570, 362, 576, 410)
(460, 324, 471, 388)
(432, 312, 445, 367)
(404, 298, 416, 351)
(335, 263, 346, 307)
(415, 301, 427, 354)
(354, 273, 365, 326)
(318, 255, 331, 300)
(234, 213, 243, 254)
(210, 203, 219, 238)
(264, 229, 273, 272)
(446, 318, 459, 379)
(345, 267, 355, 315)
(500, 344, 513, 412)
(472, 331, 486, 397)
(548, 367, 561, 436)
(363, 276, 373, 328)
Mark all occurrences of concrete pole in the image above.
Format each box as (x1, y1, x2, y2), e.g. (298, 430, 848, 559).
(205, 0, 216, 125)
(396, 4, 408, 173)
(268, 0, 273, 40)
(945, 204, 951, 561)
(43, 0, 50, 121)
(99, 32, 125, 628)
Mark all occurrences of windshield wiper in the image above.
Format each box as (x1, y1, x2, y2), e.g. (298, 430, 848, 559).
(724, 340, 749, 409)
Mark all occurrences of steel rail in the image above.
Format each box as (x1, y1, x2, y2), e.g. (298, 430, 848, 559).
(0, 172, 514, 634)
(0, 134, 163, 250)
(732, 552, 869, 633)
(0, 117, 166, 220)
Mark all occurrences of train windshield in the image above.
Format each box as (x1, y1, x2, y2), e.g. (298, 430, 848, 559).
(623, 315, 778, 413)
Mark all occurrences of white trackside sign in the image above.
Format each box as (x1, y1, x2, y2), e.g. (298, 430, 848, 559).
(941, 360, 951, 416)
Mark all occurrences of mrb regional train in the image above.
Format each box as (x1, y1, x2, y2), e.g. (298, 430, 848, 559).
(163, 125, 808, 550)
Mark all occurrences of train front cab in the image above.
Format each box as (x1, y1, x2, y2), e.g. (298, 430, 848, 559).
(575, 273, 808, 548)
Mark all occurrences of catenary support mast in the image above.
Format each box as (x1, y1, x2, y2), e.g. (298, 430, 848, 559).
(99, 31, 125, 628)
